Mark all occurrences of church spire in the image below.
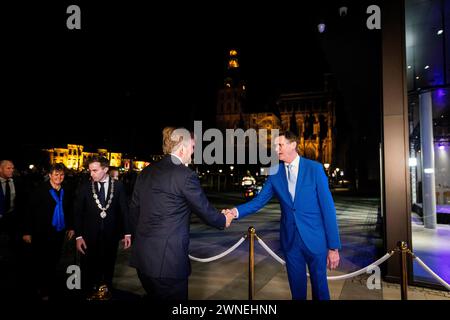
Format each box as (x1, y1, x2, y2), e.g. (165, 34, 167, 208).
(224, 49, 242, 88)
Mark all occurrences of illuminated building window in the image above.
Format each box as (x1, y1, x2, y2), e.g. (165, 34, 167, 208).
(229, 49, 238, 56)
(228, 59, 239, 69)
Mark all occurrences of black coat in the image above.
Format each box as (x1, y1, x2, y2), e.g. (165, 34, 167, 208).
(74, 178, 129, 245)
(129, 155, 226, 279)
(0, 177, 25, 218)
(22, 181, 74, 236)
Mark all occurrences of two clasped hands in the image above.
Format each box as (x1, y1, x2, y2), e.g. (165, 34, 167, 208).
(221, 208, 238, 228)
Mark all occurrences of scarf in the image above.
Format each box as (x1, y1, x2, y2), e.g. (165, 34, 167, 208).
(49, 188, 65, 232)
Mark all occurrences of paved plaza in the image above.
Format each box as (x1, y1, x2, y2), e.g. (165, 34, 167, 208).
(1, 191, 449, 300)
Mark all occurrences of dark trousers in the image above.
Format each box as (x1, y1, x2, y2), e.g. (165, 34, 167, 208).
(0, 212, 21, 256)
(32, 232, 65, 297)
(81, 233, 119, 292)
(137, 271, 188, 300)
(284, 230, 330, 300)
(0, 212, 35, 298)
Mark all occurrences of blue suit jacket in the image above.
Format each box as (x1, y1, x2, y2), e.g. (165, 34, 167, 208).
(237, 157, 341, 254)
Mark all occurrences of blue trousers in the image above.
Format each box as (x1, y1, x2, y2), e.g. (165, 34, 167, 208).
(284, 230, 330, 300)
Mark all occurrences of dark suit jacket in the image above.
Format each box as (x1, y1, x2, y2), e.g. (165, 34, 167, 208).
(0, 178, 26, 234)
(129, 155, 226, 279)
(74, 177, 129, 245)
(0, 177, 24, 217)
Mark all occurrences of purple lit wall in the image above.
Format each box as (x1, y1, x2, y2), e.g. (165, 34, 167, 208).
(435, 143, 450, 204)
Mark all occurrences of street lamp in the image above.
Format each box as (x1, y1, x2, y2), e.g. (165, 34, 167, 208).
(317, 23, 326, 33)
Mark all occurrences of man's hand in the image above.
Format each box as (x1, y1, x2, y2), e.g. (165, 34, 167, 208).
(122, 235, 132, 249)
(23, 235, 32, 244)
(229, 208, 238, 218)
(327, 249, 340, 270)
(222, 208, 238, 218)
(76, 238, 87, 255)
(66, 230, 75, 241)
(221, 209, 235, 228)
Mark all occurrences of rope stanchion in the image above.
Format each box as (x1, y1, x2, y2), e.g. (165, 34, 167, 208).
(194, 227, 450, 299)
(256, 234, 395, 280)
(248, 227, 256, 300)
(410, 253, 450, 291)
(255, 235, 286, 265)
(189, 235, 247, 263)
(399, 241, 409, 300)
(324, 252, 395, 281)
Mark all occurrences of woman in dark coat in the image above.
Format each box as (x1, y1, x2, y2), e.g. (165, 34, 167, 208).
(22, 163, 74, 300)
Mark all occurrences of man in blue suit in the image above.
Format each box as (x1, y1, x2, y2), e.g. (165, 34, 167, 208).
(228, 131, 341, 300)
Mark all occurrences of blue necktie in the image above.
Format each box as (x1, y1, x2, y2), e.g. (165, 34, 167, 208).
(287, 164, 297, 201)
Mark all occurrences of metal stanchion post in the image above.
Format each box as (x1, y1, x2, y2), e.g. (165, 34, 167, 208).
(398, 241, 409, 300)
(248, 226, 255, 300)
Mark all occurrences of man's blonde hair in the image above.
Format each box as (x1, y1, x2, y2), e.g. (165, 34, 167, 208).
(162, 127, 193, 154)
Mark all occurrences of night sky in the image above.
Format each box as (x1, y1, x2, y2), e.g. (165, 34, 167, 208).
(4, 0, 382, 177)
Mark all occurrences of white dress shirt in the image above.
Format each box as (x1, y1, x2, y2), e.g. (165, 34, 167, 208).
(285, 155, 300, 201)
(170, 153, 185, 165)
(284, 155, 300, 183)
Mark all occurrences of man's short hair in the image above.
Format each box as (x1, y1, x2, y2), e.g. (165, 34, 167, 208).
(0, 160, 14, 167)
(279, 130, 299, 145)
(87, 156, 109, 168)
(49, 163, 66, 174)
(162, 127, 193, 154)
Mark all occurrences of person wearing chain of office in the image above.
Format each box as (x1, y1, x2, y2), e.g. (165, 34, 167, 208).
(74, 156, 131, 300)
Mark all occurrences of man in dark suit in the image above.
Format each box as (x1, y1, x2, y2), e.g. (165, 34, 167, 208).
(226, 130, 341, 300)
(129, 127, 234, 300)
(0, 159, 30, 298)
(0, 160, 24, 257)
(74, 156, 131, 300)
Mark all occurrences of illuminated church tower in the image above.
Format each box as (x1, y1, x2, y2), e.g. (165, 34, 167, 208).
(216, 49, 247, 130)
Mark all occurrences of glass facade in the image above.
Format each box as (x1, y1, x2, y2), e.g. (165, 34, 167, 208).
(406, 0, 450, 286)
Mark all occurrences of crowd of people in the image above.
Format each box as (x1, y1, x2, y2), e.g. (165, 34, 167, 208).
(0, 159, 138, 301)
(0, 127, 340, 302)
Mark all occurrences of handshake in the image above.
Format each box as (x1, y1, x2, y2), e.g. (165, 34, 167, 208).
(221, 208, 238, 228)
